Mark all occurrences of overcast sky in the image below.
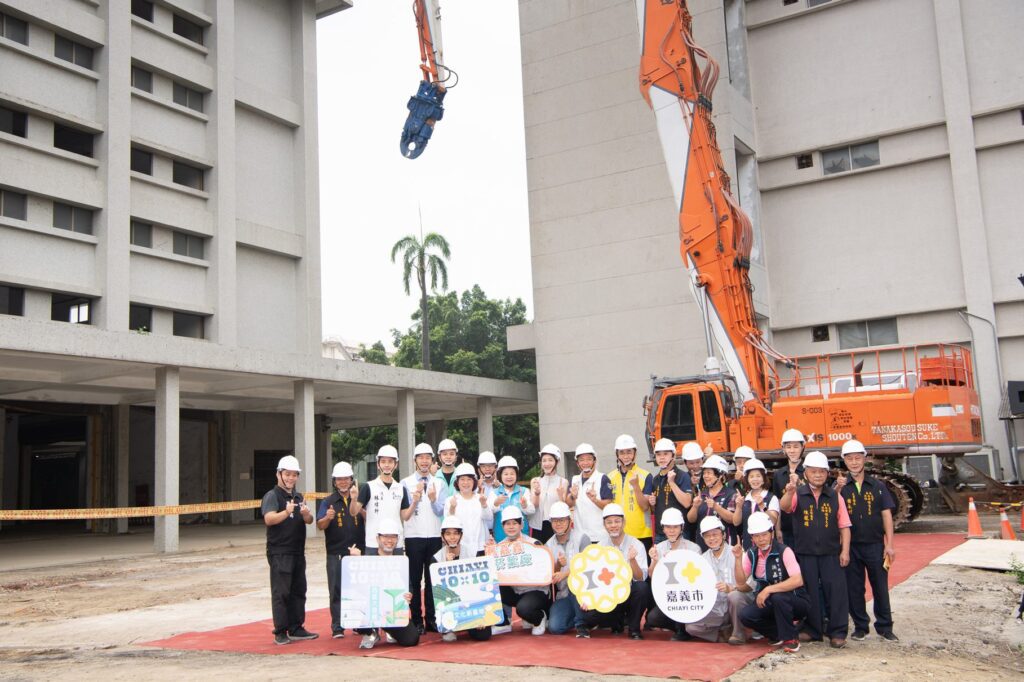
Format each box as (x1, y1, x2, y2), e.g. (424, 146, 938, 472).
(316, 2, 533, 350)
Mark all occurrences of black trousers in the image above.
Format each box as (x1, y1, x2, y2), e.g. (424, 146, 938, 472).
(326, 553, 343, 632)
(405, 536, 442, 627)
(499, 587, 551, 626)
(583, 580, 650, 634)
(355, 622, 420, 646)
(267, 553, 307, 635)
(645, 601, 684, 633)
(846, 542, 893, 634)
(740, 589, 809, 643)
(531, 520, 554, 543)
(798, 553, 849, 640)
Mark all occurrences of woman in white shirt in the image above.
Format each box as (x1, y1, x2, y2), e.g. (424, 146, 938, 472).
(528, 443, 568, 543)
(445, 463, 493, 555)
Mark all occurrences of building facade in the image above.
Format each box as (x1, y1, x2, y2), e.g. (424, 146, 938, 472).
(513, 0, 1023, 477)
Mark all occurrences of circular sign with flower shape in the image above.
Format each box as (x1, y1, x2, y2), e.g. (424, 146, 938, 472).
(567, 544, 633, 613)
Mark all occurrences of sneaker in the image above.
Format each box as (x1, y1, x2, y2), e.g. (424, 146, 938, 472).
(531, 613, 547, 636)
(751, 632, 764, 641)
(384, 632, 397, 644)
(851, 629, 868, 641)
(442, 632, 457, 642)
(880, 631, 899, 642)
(798, 631, 818, 643)
(782, 639, 800, 653)
(491, 623, 512, 636)
(575, 627, 591, 639)
(629, 631, 643, 640)
(415, 623, 425, 636)
(671, 630, 690, 642)
(274, 632, 291, 646)
(830, 637, 847, 649)
(288, 627, 319, 641)
(359, 632, 379, 649)
(521, 618, 532, 630)
(332, 630, 345, 639)
(728, 636, 744, 646)
(770, 639, 784, 646)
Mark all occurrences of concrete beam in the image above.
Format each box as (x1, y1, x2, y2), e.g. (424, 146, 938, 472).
(154, 367, 180, 553)
(294, 379, 316, 538)
(477, 397, 494, 454)
(397, 390, 416, 476)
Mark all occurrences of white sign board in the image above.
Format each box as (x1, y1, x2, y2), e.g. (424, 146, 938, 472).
(650, 549, 718, 623)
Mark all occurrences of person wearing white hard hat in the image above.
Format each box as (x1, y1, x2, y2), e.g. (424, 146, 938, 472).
(355, 521, 420, 650)
(545, 501, 591, 637)
(608, 434, 654, 550)
(566, 443, 613, 544)
(645, 507, 702, 641)
(491, 506, 551, 636)
(351, 445, 414, 555)
(780, 451, 851, 648)
(487, 456, 536, 542)
(684, 516, 754, 643)
(316, 461, 365, 639)
(737, 511, 810, 653)
(839, 439, 898, 642)
(430, 516, 493, 642)
(528, 444, 568, 543)
(445, 462, 493, 555)
(643, 438, 694, 544)
(772, 429, 807, 547)
(731, 459, 780, 551)
(261, 454, 317, 645)
(687, 455, 740, 552)
(401, 442, 447, 634)
(730, 446, 756, 496)
(476, 451, 500, 499)
(433, 438, 460, 496)
(583, 503, 650, 639)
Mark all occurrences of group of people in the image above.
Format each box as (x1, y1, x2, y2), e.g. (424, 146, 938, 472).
(261, 430, 898, 653)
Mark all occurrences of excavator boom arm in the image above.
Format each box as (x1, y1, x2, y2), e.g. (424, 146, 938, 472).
(401, 0, 452, 159)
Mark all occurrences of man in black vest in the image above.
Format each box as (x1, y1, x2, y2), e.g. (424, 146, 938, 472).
(643, 437, 693, 543)
(780, 450, 851, 648)
(316, 461, 365, 639)
(771, 429, 806, 547)
(839, 439, 898, 642)
(262, 454, 318, 645)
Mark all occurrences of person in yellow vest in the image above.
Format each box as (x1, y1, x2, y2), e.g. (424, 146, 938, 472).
(607, 434, 653, 551)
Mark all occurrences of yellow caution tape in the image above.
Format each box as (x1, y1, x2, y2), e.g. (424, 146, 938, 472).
(0, 492, 330, 521)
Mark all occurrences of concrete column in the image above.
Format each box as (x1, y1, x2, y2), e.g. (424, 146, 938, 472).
(115, 404, 130, 534)
(293, 380, 316, 538)
(0, 406, 5, 531)
(226, 411, 246, 524)
(154, 367, 180, 553)
(319, 415, 332, 484)
(397, 390, 416, 476)
(477, 397, 495, 454)
(209, 0, 237, 345)
(933, 0, 1009, 474)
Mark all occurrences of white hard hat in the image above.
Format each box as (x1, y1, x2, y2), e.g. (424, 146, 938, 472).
(803, 451, 830, 470)
(453, 462, 477, 479)
(681, 442, 704, 461)
(781, 428, 806, 444)
(841, 439, 866, 456)
(614, 434, 637, 451)
(660, 508, 685, 527)
(414, 442, 434, 457)
(377, 518, 402, 536)
(539, 443, 562, 461)
(331, 462, 354, 478)
(440, 515, 463, 531)
(477, 451, 498, 465)
(700, 516, 725, 535)
(654, 438, 676, 453)
(500, 506, 523, 523)
(438, 438, 458, 452)
(742, 459, 767, 475)
(747, 511, 774, 535)
(602, 503, 625, 519)
(277, 455, 301, 472)
(703, 455, 729, 474)
(734, 445, 755, 460)
(574, 443, 596, 458)
(496, 455, 518, 470)
(549, 501, 572, 519)
(376, 444, 399, 461)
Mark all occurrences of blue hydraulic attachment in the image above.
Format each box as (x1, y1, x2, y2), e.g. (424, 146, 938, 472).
(401, 80, 446, 159)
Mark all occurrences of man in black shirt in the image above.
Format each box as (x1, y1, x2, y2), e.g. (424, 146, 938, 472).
(771, 429, 806, 547)
(643, 437, 693, 543)
(262, 454, 317, 645)
(316, 461, 365, 639)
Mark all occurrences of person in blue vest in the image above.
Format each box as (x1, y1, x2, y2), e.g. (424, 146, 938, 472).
(737, 511, 810, 653)
(488, 456, 535, 542)
(839, 439, 898, 642)
(315, 461, 365, 639)
(771, 429, 806, 547)
(780, 450, 851, 648)
(730, 459, 780, 550)
(434, 438, 461, 497)
(686, 455, 740, 551)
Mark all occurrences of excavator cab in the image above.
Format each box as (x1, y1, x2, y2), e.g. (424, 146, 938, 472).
(645, 380, 731, 456)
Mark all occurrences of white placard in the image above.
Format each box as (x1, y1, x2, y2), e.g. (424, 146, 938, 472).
(650, 549, 718, 623)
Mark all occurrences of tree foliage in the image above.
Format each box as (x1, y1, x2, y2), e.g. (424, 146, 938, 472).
(390, 232, 451, 370)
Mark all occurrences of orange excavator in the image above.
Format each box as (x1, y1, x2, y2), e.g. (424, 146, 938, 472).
(635, 1, 1016, 526)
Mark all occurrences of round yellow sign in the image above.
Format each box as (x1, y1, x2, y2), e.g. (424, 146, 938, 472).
(567, 544, 633, 613)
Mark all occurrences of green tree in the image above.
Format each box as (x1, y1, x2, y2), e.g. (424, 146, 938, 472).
(390, 231, 451, 370)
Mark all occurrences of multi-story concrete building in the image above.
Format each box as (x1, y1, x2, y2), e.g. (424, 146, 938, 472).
(0, 0, 536, 550)
(512, 0, 1023, 478)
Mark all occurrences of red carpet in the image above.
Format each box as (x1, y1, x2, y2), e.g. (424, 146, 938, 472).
(144, 533, 963, 680)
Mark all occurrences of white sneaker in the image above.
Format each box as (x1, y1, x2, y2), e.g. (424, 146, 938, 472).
(751, 632, 764, 641)
(531, 613, 547, 636)
(359, 632, 379, 650)
(521, 618, 532, 630)
(442, 632, 457, 642)
(384, 632, 396, 644)
(491, 623, 512, 635)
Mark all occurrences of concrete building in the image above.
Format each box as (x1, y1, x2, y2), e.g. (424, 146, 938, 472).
(512, 0, 1023, 478)
(0, 0, 536, 551)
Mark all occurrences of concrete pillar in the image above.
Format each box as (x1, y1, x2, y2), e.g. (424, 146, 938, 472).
(477, 397, 495, 454)
(209, 0, 237, 345)
(115, 404, 130, 534)
(0, 406, 5, 531)
(293, 380, 316, 538)
(319, 415, 332, 484)
(154, 367, 180, 553)
(397, 390, 416, 476)
(226, 411, 246, 524)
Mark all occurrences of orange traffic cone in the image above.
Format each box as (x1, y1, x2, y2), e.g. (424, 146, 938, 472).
(966, 497, 985, 539)
(999, 509, 1017, 540)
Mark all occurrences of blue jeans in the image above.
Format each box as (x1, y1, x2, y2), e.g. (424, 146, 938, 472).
(548, 593, 585, 634)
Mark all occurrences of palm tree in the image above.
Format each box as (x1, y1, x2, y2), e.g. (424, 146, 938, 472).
(391, 230, 451, 370)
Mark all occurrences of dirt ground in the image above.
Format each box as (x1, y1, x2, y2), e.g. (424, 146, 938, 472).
(1, 516, 1022, 681)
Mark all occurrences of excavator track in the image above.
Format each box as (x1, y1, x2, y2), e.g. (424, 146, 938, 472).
(870, 469, 923, 530)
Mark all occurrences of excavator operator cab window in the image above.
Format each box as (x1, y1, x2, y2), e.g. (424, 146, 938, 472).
(661, 393, 696, 442)
(699, 390, 723, 432)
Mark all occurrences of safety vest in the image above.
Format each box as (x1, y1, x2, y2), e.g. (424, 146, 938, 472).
(608, 464, 652, 539)
(402, 472, 445, 539)
(793, 485, 841, 556)
(364, 477, 407, 548)
(842, 476, 887, 544)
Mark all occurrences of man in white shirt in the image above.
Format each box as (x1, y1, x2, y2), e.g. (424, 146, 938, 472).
(566, 443, 613, 544)
(583, 503, 650, 640)
(402, 442, 446, 634)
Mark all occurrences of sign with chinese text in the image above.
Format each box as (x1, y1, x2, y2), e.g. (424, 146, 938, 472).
(651, 549, 717, 623)
(429, 556, 503, 632)
(567, 544, 632, 613)
(340, 555, 410, 628)
(484, 541, 554, 586)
